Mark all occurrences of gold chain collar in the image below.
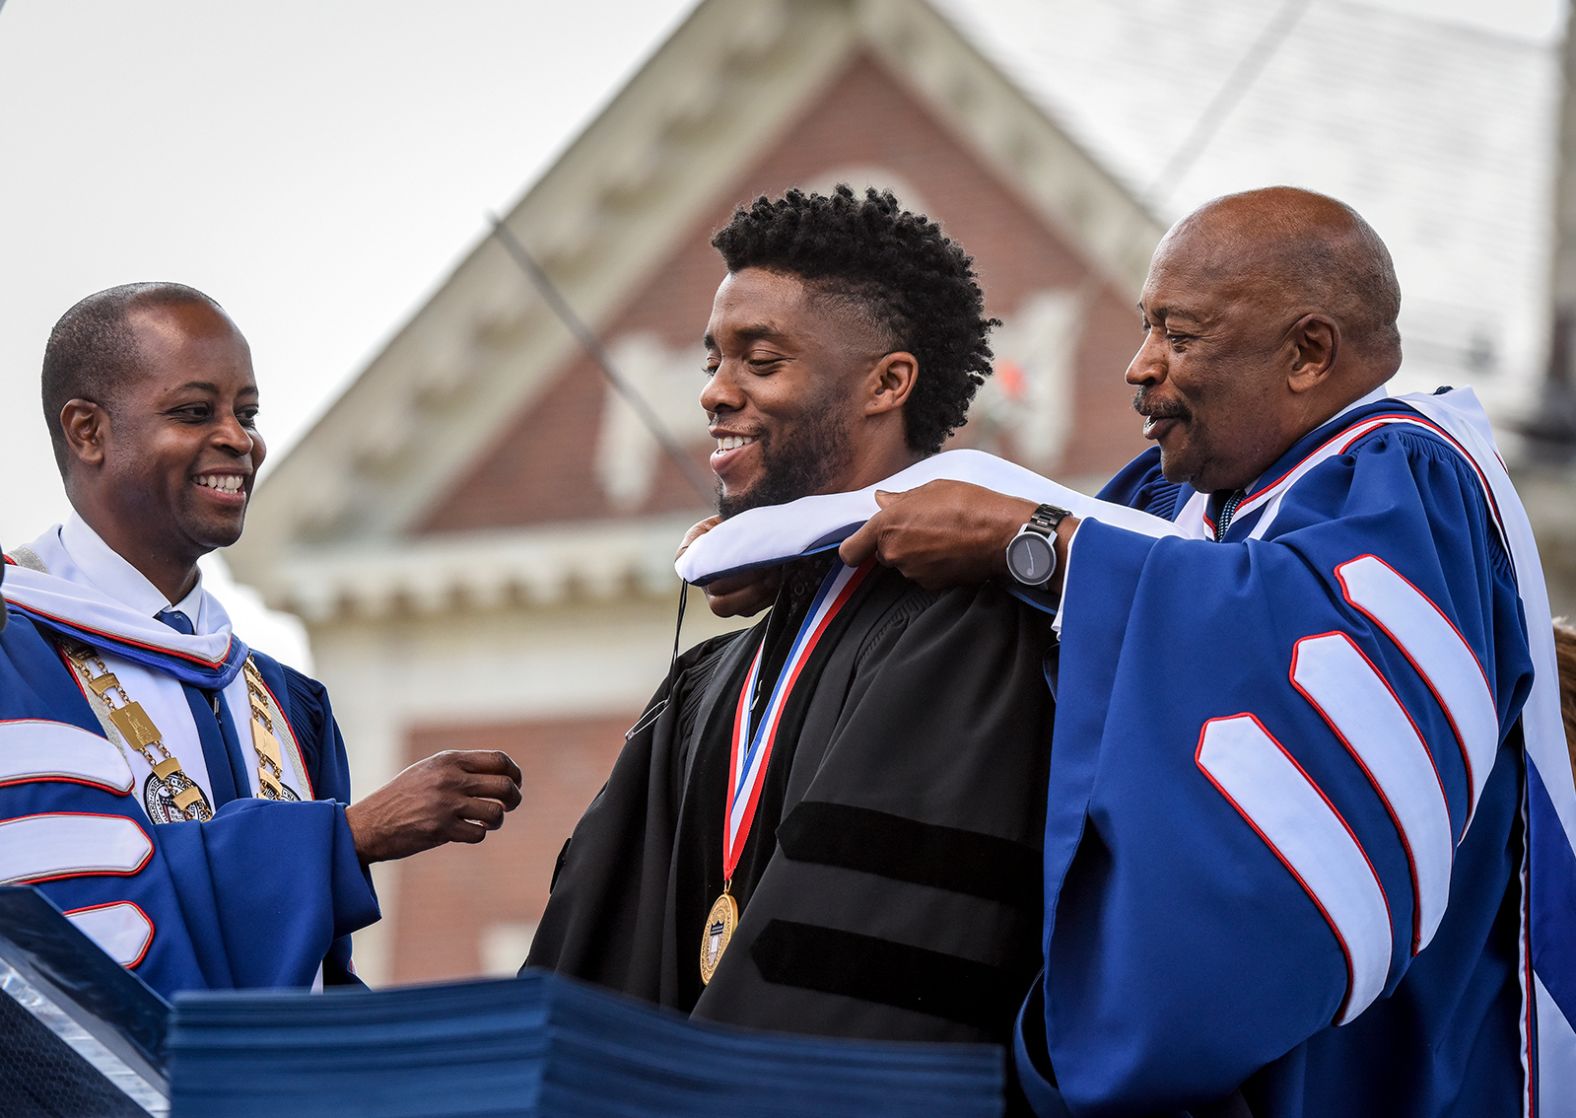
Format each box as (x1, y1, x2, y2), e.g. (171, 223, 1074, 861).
(240, 659, 290, 801)
(62, 642, 297, 820)
(65, 641, 213, 821)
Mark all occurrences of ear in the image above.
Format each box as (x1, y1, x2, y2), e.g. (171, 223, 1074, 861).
(60, 399, 109, 469)
(864, 351, 918, 417)
(1287, 314, 1339, 394)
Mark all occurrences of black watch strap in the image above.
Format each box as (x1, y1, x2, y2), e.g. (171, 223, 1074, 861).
(1024, 503, 1070, 537)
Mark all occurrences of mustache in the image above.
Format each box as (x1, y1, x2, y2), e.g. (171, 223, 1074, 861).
(1132, 389, 1188, 421)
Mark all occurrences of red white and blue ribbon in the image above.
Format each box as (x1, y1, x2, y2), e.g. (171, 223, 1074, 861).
(722, 561, 872, 881)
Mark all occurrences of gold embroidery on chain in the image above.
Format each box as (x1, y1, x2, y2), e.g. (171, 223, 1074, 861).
(63, 644, 302, 819)
(241, 659, 292, 801)
(63, 641, 214, 822)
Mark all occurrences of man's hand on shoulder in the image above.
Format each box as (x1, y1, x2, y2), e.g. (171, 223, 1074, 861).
(838, 481, 1037, 590)
(345, 750, 523, 864)
(677, 515, 781, 618)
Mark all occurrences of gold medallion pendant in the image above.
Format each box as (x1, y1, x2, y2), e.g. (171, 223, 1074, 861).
(143, 759, 214, 823)
(699, 890, 739, 985)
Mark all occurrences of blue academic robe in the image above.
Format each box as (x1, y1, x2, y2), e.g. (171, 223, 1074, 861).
(1015, 396, 1543, 1116)
(0, 608, 378, 998)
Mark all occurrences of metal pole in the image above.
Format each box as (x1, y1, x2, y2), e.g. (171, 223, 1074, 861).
(487, 214, 716, 502)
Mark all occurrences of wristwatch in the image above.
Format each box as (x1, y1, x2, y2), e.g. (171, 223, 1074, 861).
(1005, 504, 1071, 587)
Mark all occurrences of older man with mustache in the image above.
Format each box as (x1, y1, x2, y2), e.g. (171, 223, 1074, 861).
(704, 187, 1576, 1116)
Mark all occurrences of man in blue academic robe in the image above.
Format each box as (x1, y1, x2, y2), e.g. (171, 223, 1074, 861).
(0, 283, 523, 997)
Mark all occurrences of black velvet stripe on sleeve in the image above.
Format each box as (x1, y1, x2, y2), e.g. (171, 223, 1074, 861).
(750, 919, 1025, 1029)
(775, 801, 1040, 911)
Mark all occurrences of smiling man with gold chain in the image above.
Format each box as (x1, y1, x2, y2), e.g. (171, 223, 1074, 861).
(0, 283, 522, 997)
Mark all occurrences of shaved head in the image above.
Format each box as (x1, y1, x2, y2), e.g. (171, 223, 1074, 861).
(42, 282, 232, 475)
(1127, 187, 1407, 492)
(1160, 186, 1402, 368)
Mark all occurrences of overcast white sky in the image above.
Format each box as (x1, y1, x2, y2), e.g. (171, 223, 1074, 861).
(0, 0, 695, 660)
(0, 0, 1564, 663)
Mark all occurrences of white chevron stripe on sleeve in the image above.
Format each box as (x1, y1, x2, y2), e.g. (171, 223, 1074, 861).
(65, 901, 154, 968)
(1197, 714, 1391, 1025)
(0, 813, 153, 884)
(1292, 633, 1455, 953)
(0, 719, 132, 794)
(1337, 555, 1501, 826)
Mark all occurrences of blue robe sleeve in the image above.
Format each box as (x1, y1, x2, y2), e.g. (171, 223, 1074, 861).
(154, 796, 375, 988)
(0, 633, 379, 996)
(276, 661, 379, 984)
(1020, 430, 1534, 1114)
(153, 659, 377, 991)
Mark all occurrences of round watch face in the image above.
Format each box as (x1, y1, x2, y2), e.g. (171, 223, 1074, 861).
(1006, 530, 1056, 586)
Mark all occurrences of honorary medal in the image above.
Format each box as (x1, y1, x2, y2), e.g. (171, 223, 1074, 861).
(699, 560, 871, 984)
(143, 762, 214, 824)
(699, 889, 739, 985)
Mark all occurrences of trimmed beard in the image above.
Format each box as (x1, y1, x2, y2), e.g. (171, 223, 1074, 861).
(716, 409, 855, 520)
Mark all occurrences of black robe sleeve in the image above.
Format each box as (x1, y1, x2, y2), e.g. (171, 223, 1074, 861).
(524, 631, 749, 1000)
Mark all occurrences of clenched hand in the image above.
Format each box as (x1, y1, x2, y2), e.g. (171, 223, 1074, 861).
(345, 749, 523, 864)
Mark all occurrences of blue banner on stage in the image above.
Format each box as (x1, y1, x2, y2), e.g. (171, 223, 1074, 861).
(169, 968, 1005, 1117)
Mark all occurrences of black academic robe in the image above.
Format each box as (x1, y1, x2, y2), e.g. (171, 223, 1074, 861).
(527, 562, 1053, 1047)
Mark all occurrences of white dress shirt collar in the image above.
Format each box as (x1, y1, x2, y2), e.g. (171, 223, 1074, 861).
(57, 514, 211, 632)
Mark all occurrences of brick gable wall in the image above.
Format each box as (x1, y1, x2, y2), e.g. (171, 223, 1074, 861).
(417, 50, 1146, 535)
(391, 713, 631, 983)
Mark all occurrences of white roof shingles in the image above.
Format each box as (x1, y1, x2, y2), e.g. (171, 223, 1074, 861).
(932, 0, 1559, 408)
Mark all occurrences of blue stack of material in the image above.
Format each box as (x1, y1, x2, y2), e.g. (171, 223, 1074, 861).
(168, 970, 1005, 1118)
(0, 886, 1004, 1117)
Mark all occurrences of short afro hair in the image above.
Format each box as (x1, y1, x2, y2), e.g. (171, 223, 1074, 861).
(710, 185, 997, 455)
(41, 282, 226, 473)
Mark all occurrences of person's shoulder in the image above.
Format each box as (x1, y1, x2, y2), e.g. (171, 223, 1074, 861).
(665, 626, 757, 710)
(1296, 401, 1515, 574)
(854, 569, 1048, 667)
(246, 646, 316, 687)
(0, 605, 53, 663)
(1097, 447, 1186, 519)
(245, 648, 334, 728)
(677, 628, 753, 674)
(0, 603, 70, 663)
(1336, 404, 1495, 495)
